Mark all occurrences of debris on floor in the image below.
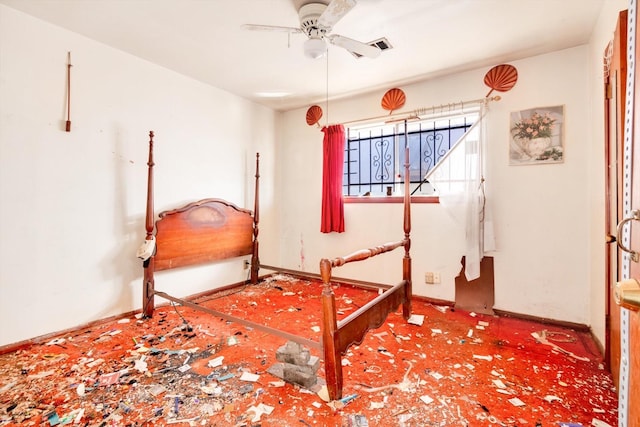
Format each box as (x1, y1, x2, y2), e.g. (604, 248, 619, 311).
(0, 274, 618, 426)
(267, 341, 321, 389)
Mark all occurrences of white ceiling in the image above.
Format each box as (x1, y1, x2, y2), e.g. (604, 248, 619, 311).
(1, 0, 605, 111)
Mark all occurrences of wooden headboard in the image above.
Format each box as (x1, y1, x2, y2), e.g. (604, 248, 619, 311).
(154, 199, 254, 271)
(142, 131, 260, 317)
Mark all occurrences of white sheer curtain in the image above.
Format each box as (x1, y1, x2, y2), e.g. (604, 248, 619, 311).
(426, 105, 494, 280)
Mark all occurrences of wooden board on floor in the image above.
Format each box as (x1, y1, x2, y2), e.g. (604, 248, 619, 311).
(455, 256, 495, 315)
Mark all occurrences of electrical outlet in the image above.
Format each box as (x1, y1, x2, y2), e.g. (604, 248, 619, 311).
(433, 272, 441, 284)
(425, 272, 434, 284)
(244, 260, 250, 270)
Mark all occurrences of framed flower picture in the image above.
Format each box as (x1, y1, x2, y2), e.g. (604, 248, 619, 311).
(509, 105, 564, 165)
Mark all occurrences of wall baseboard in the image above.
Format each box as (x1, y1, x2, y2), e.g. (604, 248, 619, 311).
(0, 309, 141, 355)
(492, 308, 591, 332)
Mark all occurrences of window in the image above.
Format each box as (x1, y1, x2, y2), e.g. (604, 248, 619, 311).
(343, 112, 478, 197)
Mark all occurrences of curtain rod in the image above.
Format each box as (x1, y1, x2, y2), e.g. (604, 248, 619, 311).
(330, 95, 501, 127)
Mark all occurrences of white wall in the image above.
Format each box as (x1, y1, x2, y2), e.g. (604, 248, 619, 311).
(0, 5, 278, 347)
(279, 21, 623, 340)
(489, 48, 590, 321)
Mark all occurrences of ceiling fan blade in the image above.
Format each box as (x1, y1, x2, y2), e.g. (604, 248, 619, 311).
(242, 24, 302, 33)
(317, 0, 357, 29)
(329, 34, 380, 58)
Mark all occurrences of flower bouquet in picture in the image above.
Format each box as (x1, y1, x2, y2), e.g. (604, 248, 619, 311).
(510, 106, 564, 164)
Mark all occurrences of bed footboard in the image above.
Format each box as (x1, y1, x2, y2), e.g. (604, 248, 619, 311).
(320, 137, 413, 401)
(320, 238, 412, 401)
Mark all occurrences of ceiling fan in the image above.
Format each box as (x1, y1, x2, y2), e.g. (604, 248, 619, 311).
(243, 0, 381, 59)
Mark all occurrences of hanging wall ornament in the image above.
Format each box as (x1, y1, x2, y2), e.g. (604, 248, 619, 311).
(306, 105, 323, 127)
(484, 64, 518, 97)
(65, 51, 72, 132)
(381, 88, 406, 114)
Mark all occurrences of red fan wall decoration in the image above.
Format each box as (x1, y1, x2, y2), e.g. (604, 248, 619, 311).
(306, 105, 323, 127)
(381, 88, 406, 114)
(484, 64, 518, 97)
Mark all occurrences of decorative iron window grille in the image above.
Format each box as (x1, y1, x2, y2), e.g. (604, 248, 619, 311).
(343, 113, 477, 196)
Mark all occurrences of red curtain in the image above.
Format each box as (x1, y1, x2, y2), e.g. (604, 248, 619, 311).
(321, 124, 345, 233)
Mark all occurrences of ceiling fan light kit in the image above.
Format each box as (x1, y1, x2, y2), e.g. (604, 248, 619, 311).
(304, 37, 327, 59)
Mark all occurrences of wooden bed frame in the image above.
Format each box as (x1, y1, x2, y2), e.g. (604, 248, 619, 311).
(141, 131, 412, 401)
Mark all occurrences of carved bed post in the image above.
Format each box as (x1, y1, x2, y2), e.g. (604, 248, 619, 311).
(320, 258, 343, 401)
(142, 131, 156, 318)
(251, 153, 260, 284)
(402, 126, 412, 320)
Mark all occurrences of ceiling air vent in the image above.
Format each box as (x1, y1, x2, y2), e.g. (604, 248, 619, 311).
(351, 37, 392, 58)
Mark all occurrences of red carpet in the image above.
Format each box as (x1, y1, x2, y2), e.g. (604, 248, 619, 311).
(0, 274, 618, 426)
